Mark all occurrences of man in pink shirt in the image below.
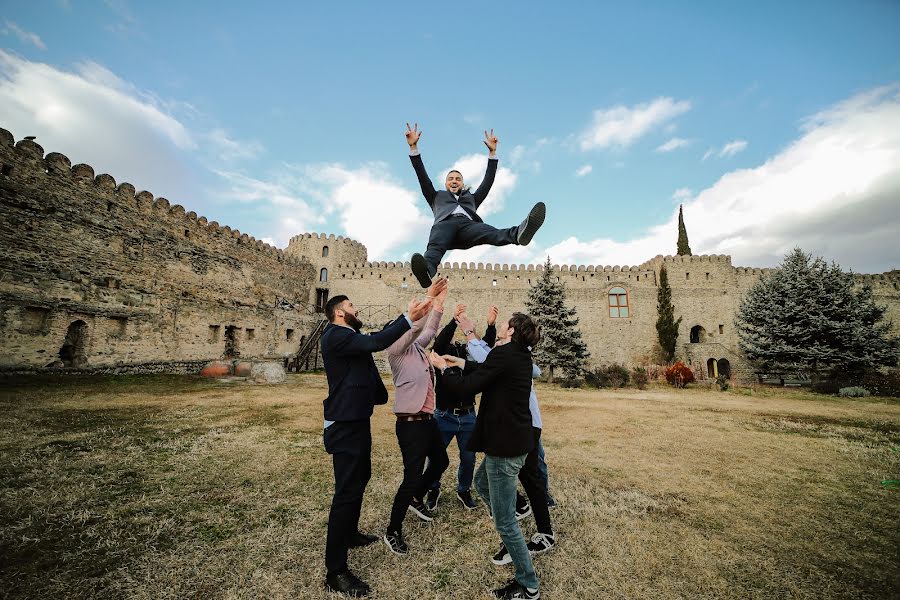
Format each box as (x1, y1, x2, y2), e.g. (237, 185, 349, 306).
(383, 278, 451, 555)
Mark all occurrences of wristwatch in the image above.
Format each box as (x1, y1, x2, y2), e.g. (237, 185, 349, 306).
(463, 329, 474, 336)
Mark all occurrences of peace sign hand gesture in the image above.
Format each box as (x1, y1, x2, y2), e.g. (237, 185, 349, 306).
(405, 122, 422, 149)
(483, 129, 498, 156)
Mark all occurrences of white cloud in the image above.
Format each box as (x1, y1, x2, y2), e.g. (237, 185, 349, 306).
(719, 139, 748, 157)
(575, 164, 593, 177)
(3, 21, 46, 50)
(702, 147, 714, 161)
(299, 163, 432, 260)
(441, 153, 518, 217)
(578, 97, 691, 150)
(519, 86, 900, 273)
(672, 188, 692, 201)
(208, 128, 264, 162)
(656, 137, 690, 153)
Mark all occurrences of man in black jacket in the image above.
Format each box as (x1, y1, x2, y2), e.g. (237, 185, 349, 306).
(320, 288, 439, 597)
(430, 313, 542, 600)
(405, 123, 546, 288)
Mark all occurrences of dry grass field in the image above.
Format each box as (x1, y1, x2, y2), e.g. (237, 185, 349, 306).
(1, 374, 898, 599)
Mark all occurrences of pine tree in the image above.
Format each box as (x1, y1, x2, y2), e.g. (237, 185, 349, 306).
(526, 257, 590, 382)
(677, 205, 692, 256)
(656, 265, 682, 363)
(736, 248, 899, 380)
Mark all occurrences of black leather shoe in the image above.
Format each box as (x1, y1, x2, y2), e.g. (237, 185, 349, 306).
(516, 202, 546, 246)
(325, 569, 371, 596)
(411, 253, 433, 288)
(348, 531, 379, 548)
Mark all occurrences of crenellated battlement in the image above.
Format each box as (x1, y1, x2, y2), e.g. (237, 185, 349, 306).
(0, 127, 305, 267)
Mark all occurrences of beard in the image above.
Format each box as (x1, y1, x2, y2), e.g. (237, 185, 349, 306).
(345, 312, 364, 331)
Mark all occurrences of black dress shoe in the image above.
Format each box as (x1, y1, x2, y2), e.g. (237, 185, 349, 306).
(325, 569, 371, 596)
(516, 201, 546, 246)
(348, 531, 379, 548)
(411, 253, 433, 288)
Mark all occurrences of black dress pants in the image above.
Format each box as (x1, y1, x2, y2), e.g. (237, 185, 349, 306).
(387, 417, 450, 533)
(324, 420, 372, 576)
(423, 216, 518, 275)
(518, 427, 553, 535)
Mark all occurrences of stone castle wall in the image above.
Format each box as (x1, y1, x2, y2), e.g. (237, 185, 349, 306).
(0, 127, 317, 372)
(1, 122, 897, 379)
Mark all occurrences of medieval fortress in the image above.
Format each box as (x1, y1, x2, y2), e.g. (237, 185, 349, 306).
(2, 126, 898, 380)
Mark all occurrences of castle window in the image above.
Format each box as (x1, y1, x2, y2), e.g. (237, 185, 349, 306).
(246, 328, 256, 340)
(719, 324, 724, 335)
(608, 287, 629, 318)
(706, 272, 710, 280)
(492, 279, 497, 287)
(286, 329, 295, 341)
(320, 268, 328, 282)
(1, 164, 11, 176)
(322, 246, 329, 257)
(208, 325, 221, 343)
(686, 272, 690, 280)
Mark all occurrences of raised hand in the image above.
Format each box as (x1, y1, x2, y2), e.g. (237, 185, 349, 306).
(454, 303, 467, 320)
(483, 128, 498, 155)
(406, 122, 422, 148)
(408, 297, 433, 322)
(456, 312, 475, 335)
(487, 305, 498, 326)
(435, 278, 450, 308)
(427, 277, 448, 300)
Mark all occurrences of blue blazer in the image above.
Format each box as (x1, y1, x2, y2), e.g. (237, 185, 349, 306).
(321, 316, 411, 422)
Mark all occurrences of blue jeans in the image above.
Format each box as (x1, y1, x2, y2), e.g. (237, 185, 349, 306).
(474, 454, 539, 591)
(430, 409, 476, 493)
(537, 438, 550, 494)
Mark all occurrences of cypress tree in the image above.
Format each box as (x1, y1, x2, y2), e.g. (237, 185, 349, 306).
(526, 257, 590, 382)
(677, 204, 692, 256)
(656, 265, 682, 363)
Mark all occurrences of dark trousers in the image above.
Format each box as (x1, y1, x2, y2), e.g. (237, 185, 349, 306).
(424, 216, 518, 275)
(324, 420, 371, 576)
(387, 418, 450, 533)
(519, 427, 553, 535)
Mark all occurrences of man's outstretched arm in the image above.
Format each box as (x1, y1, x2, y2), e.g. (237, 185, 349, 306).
(406, 122, 437, 206)
(473, 129, 498, 208)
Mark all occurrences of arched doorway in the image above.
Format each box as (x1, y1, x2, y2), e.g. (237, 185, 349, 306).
(717, 358, 731, 379)
(59, 320, 88, 367)
(690, 325, 707, 343)
(707, 358, 718, 378)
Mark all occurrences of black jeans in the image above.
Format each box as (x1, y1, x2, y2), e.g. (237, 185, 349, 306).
(519, 427, 553, 535)
(387, 418, 450, 533)
(424, 216, 518, 275)
(324, 420, 372, 576)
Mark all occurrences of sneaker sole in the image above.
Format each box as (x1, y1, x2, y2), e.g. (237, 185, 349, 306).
(517, 202, 546, 246)
(407, 504, 434, 522)
(382, 535, 408, 556)
(425, 489, 441, 511)
(529, 543, 555, 556)
(515, 507, 532, 521)
(410, 253, 432, 288)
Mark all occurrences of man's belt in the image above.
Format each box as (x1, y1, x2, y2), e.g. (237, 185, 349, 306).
(396, 413, 433, 422)
(447, 405, 475, 416)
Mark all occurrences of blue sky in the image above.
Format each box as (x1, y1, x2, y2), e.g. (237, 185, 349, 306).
(2, 0, 900, 271)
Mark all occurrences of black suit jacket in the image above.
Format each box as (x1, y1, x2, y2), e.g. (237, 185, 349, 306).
(442, 341, 535, 457)
(431, 319, 498, 410)
(410, 153, 497, 224)
(321, 316, 411, 422)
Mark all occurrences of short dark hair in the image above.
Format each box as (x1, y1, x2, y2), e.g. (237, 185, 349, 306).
(447, 169, 463, 178)
(508, 312, 540, 349)
(325, 295, 349, 322)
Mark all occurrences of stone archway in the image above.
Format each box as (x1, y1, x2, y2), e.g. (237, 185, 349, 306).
(224, 325, 239, 358)
(718, 358, 732, 379)
(707, 357, 717, 378)
(59, 320, 88, 367)
(690, 325, 707, 343)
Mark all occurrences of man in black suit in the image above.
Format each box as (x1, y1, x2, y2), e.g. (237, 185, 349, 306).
(430, 313, 542, 600)
(405, 123, 546, 288)
(320, 284, 442, 597)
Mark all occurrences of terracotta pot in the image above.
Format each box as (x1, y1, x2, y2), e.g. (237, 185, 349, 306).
(200, 361, 232, 378)
(233, 361, 253, 377)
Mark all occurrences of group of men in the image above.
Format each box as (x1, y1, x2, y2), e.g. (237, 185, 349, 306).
(318, 127, 552, 598)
